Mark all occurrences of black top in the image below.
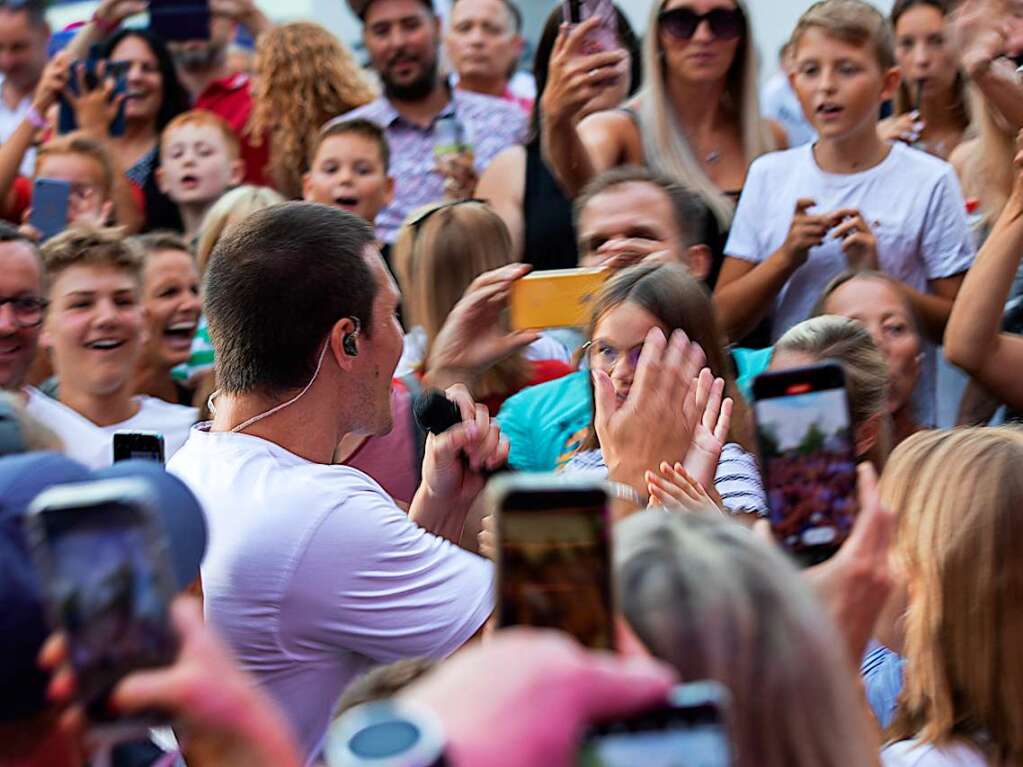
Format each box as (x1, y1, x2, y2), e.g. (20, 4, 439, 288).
(522, 140, 579, 271)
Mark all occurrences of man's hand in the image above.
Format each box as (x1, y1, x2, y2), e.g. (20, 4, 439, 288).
(595, 327, 706, 497)
(425, 263, 539, 391)
(830, 209, 879, 271)
(953, 0, 1009, 76)
(210, 0, 272, 34)
(780, 198, 830, 267)
(580, 238, 671, 271)
(400, 628, 677, 767)
(39, 597, 303, 767)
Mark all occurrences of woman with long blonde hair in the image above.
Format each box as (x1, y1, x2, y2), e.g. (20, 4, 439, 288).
(540, 0, 780, 282)
(392, 200, 573, 413)
(246, 23, 377, 199)
(617, 509, 879, 767)
(875, 427, 1023, 765)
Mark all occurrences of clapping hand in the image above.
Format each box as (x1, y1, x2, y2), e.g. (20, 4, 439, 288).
(680, 368, 732, 492)
(646, 461, 722, 515)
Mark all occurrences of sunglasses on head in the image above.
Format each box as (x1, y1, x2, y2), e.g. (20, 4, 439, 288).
(658, 7, 744, 41)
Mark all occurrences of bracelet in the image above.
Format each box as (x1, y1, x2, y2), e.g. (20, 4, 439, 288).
(25, 105, 47, 130)
(606, 480, 646, 508)
(91, 11, 121, 34)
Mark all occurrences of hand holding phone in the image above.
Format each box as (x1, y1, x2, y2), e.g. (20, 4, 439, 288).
(28, 179, 71, 241)
(58, 51, 129, 137)
(563, 0, 620, 54)
(26, 478, 179, 729)
(491, 474, 614, 649)
(753, 362, 859, 567)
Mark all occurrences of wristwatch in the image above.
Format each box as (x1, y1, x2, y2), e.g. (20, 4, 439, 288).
(324, 700, 447, 767)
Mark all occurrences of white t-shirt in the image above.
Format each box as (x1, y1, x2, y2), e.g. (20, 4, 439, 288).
(168, 427, 493, 763)
(0, 75, 35, 176)
(882, 739, 988, 766)
(23, 386, 111, 468)
(725, 142, 974, 422)
(100, 396, 197, 460)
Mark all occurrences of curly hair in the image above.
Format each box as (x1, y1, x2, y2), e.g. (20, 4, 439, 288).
(247, 22, 378, 199)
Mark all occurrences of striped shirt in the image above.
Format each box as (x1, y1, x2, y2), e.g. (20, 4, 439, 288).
(561, 442, 768, 515)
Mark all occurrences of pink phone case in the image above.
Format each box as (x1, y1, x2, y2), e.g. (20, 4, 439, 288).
(563, 0, 619, 54)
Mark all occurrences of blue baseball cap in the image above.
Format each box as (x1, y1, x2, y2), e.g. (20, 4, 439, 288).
(0, 452, 207, 722)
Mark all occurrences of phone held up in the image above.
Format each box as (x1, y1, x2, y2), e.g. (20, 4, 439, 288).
(752, 362, 859, 567)
(489, 473, 615, 650)
(113, 430, 166, 464)
(563, 0, 619, 54)
(578, 681, 734, 767)
(509, 267, 609, 330)
(25, 478, 179, 736)
(28, 178, 70, 241)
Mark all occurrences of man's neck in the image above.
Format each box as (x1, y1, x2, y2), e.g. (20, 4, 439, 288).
(1, 73, 34, 111)
(456, 75, 506, 99)
(389, 80, 451, 129)
(179, 198, 216, 241)
(210, 389, 348, 464)
(134, 360, 179, 404)
(812, 121, 890, 174)
(178, 62, 233, 101)
(60, 383, 139, 427)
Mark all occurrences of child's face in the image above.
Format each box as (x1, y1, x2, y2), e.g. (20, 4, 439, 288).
(159, 124, 241, 206)
(43, 263, 144, 398)
(35, 153, 111, 227)
(303, 134, 394, 225)
(790, 28, 897, 142)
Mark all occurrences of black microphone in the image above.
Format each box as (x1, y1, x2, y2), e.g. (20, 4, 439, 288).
(412, 390, 506, 477)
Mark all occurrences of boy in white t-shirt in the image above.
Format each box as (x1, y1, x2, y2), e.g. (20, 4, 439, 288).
(33, 226, 196, 461)
(715, 0, 973, 421)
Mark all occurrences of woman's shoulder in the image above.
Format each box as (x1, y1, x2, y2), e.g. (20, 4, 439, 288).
(577, 109, 643, 161)
(882, 739, 988, 767)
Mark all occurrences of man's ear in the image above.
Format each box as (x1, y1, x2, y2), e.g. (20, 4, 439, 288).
(329, 317, 361, 371)
(881, 65, 901, 102)
(155, 166, 168, 195)
(685, 244, 713, 282)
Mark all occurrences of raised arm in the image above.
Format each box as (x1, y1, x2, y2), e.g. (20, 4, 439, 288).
(944, 156, 1023, 406)
(954, 0, 1023, 130)
(64, 0, 148, 62)
(539, 19, 632, 198)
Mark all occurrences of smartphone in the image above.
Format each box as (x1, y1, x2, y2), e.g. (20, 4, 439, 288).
(434, 114, 469, 157)
(578, 681, 733, 767)
(491, 473, 614, 649)
(25, 478, 179, 727)
(509, 267, 609, 330)
(28, 178, 71, 241)
(752, 362, 859, 567)
(58, 52, 129, 136)
(113, 430, 166, 464)
(562, 0, 619, 54)
(148, 0, 211, 42)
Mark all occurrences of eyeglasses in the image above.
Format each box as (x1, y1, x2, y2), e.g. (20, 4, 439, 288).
(582, 340, 644, 373)
(0, 296, 47, 327)
(658, 7, 744, 41)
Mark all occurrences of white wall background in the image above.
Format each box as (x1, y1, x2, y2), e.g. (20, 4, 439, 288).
(50, 0, 893, 81)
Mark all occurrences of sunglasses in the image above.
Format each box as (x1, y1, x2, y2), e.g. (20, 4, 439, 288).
(658, 7, 744, 41)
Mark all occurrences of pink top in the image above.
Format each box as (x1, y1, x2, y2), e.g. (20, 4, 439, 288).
(345, 385, 419, 505)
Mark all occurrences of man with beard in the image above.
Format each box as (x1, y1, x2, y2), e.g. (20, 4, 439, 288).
(0, 0, 48, 176)
(69, 0, 271, 184)
(336, 0, 527, 245)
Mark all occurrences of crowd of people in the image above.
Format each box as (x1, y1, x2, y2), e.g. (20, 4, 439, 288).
(2, 0, 1023, 764)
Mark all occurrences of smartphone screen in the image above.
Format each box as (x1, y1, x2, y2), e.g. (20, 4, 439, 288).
(434, 114, 468, 156)
(578, 682, 733, 767)
(32, 496, 177, 722)
(753, 363, 858, 567)
(497, 484, 613, 649)
(148, 0, 210, 42)
(113, 431, 165, 464)
(29, 179, 71, 241)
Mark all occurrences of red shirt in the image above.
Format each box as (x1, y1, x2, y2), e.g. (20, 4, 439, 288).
(194, 73, 271, 188)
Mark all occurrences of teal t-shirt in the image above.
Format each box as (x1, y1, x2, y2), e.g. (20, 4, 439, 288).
(496, 347, 773, 473)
